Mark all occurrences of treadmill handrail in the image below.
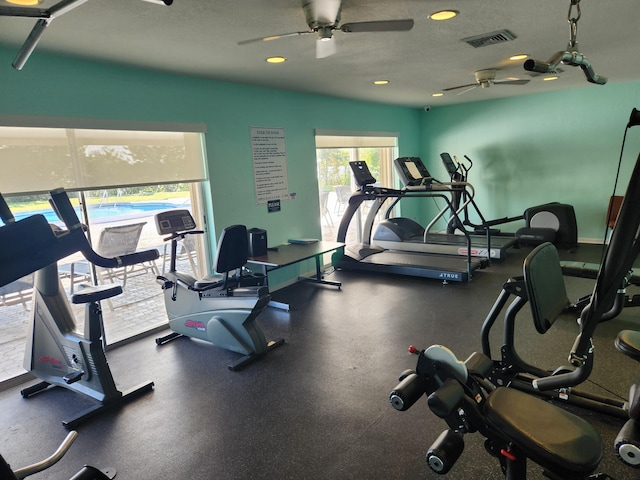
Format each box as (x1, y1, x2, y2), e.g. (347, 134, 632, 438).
(336, 183, 480, 281)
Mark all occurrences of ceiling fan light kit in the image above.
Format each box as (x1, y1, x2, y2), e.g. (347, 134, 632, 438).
(4, 0, 42, 5)
(443, 68, 530, 95)
(523, 0, 607, 85)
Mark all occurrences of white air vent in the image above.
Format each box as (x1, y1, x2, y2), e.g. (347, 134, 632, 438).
(462, 30, 516, 48)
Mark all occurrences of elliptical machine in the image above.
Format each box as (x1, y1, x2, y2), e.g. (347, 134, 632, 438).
(154, 209, 284, 371)
(0, 188, 157, 429)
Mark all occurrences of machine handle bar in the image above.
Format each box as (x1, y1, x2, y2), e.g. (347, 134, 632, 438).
(162, 229, 204, 243)
(13, 431, 78, 479)
(49, 187, 160, 268)
(0, 192, 15, 225)
(532, 363, 589, 392)
(92, 249, 160, 269)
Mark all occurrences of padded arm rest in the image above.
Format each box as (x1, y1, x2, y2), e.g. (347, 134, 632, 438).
(464, 351, 493, 377)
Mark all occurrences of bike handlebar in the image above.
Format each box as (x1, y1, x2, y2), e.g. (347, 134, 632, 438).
(85, 248, 160, 269)
(13, 431, 78, 479)
(532, 363, 590, 391)
(49, 188, 159, 268)
(0, 192, 15, 225)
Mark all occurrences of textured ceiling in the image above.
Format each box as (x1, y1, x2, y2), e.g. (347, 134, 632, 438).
(0, 0, 638, 108)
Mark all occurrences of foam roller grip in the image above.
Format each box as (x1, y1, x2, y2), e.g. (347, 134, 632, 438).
(615, 419, 640, 467)
(389, 373, 426, 411)
(426, 429, 464, 474)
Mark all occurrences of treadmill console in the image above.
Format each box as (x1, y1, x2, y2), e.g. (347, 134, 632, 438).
(155, 209, 196, 235)
(394, 157, 433, 187)
(440, 152, 458, 176)
(349, 161, 377, 187)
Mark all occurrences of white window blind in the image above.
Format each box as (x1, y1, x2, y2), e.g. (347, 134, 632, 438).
(0, 123, 207, 195)
(314, 130, 398, 148)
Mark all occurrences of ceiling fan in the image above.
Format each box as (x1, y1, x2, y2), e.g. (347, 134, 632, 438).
(0, 0, 172, 70)
(443, 69, 530, 95)
(238, 0, 414, 59)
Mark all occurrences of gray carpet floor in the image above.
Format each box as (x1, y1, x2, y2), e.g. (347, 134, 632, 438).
(1, 243, 638, 479)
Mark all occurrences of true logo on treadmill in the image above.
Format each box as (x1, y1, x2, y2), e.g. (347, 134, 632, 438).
(184, 320, 206, 331)
(438, 273, 460, 280)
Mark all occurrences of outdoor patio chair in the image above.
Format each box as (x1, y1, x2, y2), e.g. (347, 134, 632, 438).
(96, 222, 158, 287)
(0, 274, 33, 310)
(159, 235, 198, 277)
(320, 190, 333, 226)
(334, 185, 352, 215)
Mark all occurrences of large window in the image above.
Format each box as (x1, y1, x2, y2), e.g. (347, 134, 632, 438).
(315, 131, 398, 243)
(0, 119, 209, 384)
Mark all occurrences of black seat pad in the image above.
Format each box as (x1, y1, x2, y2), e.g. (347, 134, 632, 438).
(615, 330, 640, 360)
(71, 284, 122, 304)
(485, 387, 602, 477)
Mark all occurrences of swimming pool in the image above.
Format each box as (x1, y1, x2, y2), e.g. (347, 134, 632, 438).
(13, 201, 190, 224)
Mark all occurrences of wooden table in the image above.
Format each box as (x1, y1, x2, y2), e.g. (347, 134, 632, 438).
(247, 241, 344, 310)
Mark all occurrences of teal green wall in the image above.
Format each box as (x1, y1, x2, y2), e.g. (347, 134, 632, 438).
(3, 45, 640, 283)
(0, 46, 421, 287)
(418, 82, 640, 241)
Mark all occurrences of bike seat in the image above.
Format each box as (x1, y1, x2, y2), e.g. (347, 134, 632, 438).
(484, 387, 602, 477)
(71, 284, 123, 304)
(193, 274, 224, 290)
(615, 330, 640, 361)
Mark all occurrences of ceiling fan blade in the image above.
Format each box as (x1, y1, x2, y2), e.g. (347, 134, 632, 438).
(316, 36, 337, 58)
(238, 31, 312, 46)
(494, 79, 530, 86)
(456, 86, 478, 96)
(442, 83, 477, 92)
(0, 6, 49, 18)
(340, 19, 414, 33)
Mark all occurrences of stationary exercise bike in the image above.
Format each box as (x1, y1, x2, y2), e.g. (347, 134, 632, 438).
(0, 431, 115, 479)
(0, 188, 157, 429)
(154, 209, 284, 370)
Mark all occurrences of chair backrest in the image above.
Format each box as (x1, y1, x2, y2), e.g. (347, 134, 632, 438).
(334, 185, 352, 204)
(214, 225, 248, 274)
(607, 195, 624, 229)
(523, 242, 570, 334)
(97, 222, 146, 258)
(320, 191, 330, 211)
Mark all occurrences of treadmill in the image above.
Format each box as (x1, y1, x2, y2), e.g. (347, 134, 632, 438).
(332, 160, 487, 283)
(371, 157, 518, 260)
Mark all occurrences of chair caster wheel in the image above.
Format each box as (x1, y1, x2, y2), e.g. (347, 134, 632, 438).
(615, 419, 640, 467)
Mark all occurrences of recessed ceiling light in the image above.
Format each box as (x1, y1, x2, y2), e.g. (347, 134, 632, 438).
(5, 0, 42, 4)
(373, 80, 389, 85)
(432, 93, 444, 97)
(509, 54, 529, 61)
(543, 76, 559, 81)
(266, 56, 287, 64)
(428, 10, 459, 21)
